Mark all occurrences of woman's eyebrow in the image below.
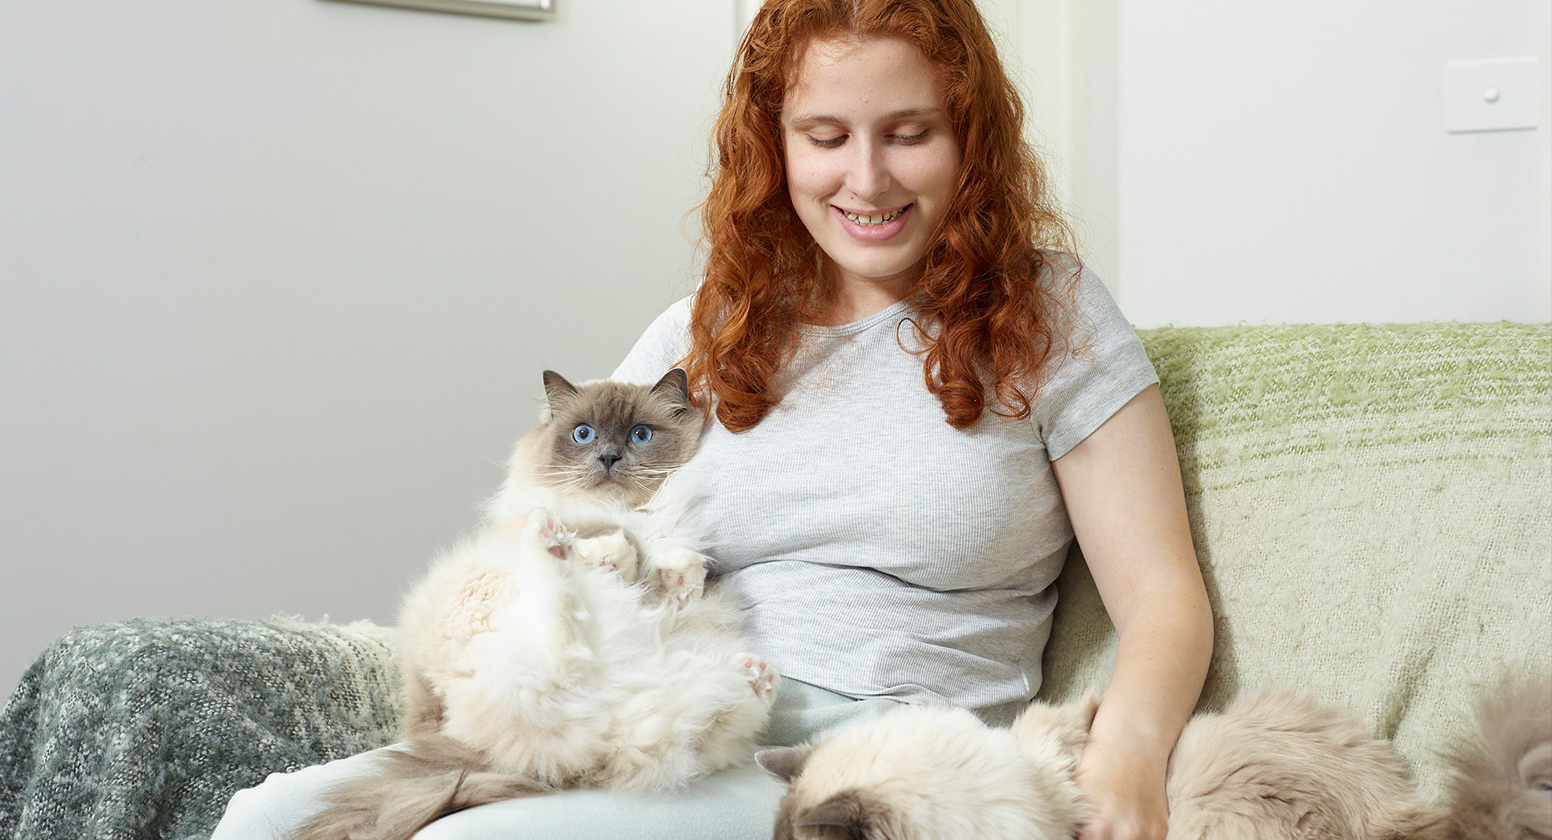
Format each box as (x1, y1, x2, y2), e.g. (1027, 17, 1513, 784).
(786, 107, 944, 127)
(879, 107, 943, 121)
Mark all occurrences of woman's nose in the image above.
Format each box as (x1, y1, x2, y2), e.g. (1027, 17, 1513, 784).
(845, 141, 891, 202)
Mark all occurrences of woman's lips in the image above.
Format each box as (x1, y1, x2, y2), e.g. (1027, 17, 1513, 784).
(833, 203, 912, 243)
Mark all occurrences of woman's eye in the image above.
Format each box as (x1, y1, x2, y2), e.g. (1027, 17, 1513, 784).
(893, 130, 928, 145)
(630, 425, 653, 445)
(572, 424, 595, 444)
(808, 135, 845, 149)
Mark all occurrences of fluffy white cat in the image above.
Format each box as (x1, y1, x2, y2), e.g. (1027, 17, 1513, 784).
(296, 369, 778, 840)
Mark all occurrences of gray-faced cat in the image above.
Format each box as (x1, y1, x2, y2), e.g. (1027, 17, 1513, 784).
(295, 369, 778, 840)
(758, 677, 1551, 840)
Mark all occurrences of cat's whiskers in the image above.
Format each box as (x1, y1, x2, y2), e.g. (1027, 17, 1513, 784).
(529, 465, 582, 477)
(530, 464, 597, 496)
(545, 477, 597, 497)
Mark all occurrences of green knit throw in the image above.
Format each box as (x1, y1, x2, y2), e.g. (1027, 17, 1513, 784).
(0, 617, 403, 840)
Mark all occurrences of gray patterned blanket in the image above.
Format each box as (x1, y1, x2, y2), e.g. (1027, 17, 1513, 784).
(0, 617, 404, 840)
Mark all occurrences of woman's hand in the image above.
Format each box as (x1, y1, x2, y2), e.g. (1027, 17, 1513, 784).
(1073, 738, 1170, 840)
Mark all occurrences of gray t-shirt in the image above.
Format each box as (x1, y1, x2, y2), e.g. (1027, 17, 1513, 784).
(611, 267, 1157, 724)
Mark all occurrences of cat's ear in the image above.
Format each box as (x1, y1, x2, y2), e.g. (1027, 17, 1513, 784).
(542, 370, 580, 408)
(1520, 742, 1552, 792)
(755, 745, 813, 783)
(650, 368, 692, 416)
(1011, 688, 1101, 769)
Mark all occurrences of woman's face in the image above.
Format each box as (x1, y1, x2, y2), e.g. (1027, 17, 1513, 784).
(781, 36, 961, 306)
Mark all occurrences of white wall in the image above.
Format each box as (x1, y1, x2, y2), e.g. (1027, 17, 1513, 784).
(997, 0, 1550, 327)
(979, 0, 1126, 294)
(1117, 0, 1549, 327)
(0, 0, 736, 694)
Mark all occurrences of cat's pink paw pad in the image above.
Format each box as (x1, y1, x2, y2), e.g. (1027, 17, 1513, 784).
(652, 549, 706, 602)
(572, 532, 637, 580)
(735, 653, 779, 700)
(524, 508, 572, 560)
(657, 567, 701, 602)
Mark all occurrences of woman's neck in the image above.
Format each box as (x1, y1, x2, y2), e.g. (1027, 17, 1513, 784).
(809, 265, 916, 326)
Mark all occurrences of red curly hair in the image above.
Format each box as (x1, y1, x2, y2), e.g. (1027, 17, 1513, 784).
(687, 0, 1080, 432)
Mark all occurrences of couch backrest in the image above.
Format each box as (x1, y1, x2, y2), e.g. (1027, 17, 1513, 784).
(1037, 321, 1552, 796)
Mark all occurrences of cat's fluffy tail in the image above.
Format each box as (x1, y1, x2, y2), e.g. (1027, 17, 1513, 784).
(1436, 673, 1552, 840)
(292, 734, 552, 840)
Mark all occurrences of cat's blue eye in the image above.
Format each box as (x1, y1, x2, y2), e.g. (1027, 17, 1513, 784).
(630, 425, 653, 445)
(572, 424, 595, 445)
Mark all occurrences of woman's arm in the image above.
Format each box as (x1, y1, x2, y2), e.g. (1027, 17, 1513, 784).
(1051, 383, 1214, 840)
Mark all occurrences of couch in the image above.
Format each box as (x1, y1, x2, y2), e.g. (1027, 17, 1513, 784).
(3, 320, 1548, 840)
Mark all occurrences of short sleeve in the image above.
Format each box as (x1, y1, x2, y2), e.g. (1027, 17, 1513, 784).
(610, 296, 696, 385)
(1033, 265, 1159, 459)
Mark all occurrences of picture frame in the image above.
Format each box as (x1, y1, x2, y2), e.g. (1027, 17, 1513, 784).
(324, 0, 555, 23)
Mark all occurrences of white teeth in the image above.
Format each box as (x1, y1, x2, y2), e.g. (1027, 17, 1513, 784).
(842, 207, 905, 226)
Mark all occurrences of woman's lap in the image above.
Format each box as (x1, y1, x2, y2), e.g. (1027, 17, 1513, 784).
(416, 763, 783, 840)
(211, 678, 902, 840)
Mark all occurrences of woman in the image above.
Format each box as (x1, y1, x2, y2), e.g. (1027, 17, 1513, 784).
(214, 1, 1211, 838)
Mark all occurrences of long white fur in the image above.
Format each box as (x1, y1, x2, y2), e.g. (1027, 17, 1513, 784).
(397, 393, 774, 792)
(764, 690, 1462, 840)
(773, 703, 1090, 840)
(399, 523, 769, 789)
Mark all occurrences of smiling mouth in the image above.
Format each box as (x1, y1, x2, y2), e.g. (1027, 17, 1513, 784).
(838, 205, 910, 226)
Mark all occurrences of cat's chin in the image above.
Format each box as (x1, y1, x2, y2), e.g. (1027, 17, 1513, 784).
(583, 479, 632, 503)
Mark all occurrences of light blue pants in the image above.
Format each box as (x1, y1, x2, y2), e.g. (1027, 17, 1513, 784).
(210, 678, 902, 840)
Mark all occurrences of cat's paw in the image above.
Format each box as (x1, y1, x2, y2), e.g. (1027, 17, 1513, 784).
(572, 531, 639, 581)
(522, 507, 573, 561)
(652, 547, 707, 603)
(735, 653, 779, 702)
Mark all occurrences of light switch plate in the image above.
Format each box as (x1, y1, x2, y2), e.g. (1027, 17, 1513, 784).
(1444, 58, 1539, 133)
